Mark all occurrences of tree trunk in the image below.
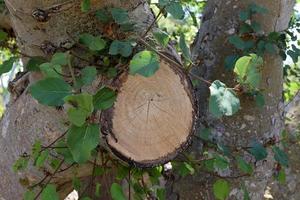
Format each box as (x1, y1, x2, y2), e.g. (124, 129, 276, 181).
(169, 0, 295, 199)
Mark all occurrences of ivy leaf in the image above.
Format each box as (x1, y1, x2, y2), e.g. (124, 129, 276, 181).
(199, 128, 212, 141)
(129, 50, 160, 77)
(178, 162, 195, 177)
(64, 93, 94, 127)
(24, 190, 35, 200)
(35, 150, 49, 168)
(237, 156, 253, 174)
(95, 183, 101, 197)
(277, 169, 286, 184)
(111, 8, 130, 25)
(209, 80, 240, 118)
(214, 155, 229, 170)
(249, 3, 268, 14)
(29, 78, 72, 106)
(224, 55, 239, 70)
(0, 57, 17, 75)
(110, 183, 126, 200)
(26, 57, 47, 71)
(249, 141, 268, 161)
(39, 63, 62, 78)
(157, 188, 166, 200)
(234, 54, 263, 89)
(228, 36, 246, 50)
(273, 146, 289, 167)
(153, 30, 170, 47)
(93, 87, 117, 110)
(179, 33, 191, 62)
(239, 10, 250, 21)
(80, 66, 97, 85)
(109, 40, 133, 57)
(81, 0, 91, 12)
(95, 9, 111, 23)
(255, 92, 265, 108)
(67, 124, 100, 163)
(213, 179, 230, 200)
(165, 2, 185, 20)
(13, 157, 29, 172)
(56, 140, 74, 164)
(41, 184, 59, 200)
(0, 30, 8, 41)
(51, 52, 69, 66)
(79, 33, 106, 51)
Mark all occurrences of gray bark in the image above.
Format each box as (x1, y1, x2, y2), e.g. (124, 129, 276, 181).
(170, 0, 296, 200)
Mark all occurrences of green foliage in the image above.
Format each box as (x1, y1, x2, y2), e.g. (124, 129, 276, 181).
(109, 40, 133, 57)
(64, 93, 94, 127)
(214, 154, 229, 170)
(111, 8, 130, 25)
(129, 50, 160, 77)
(26, 57, 47, 71)
(110, 183, 126, 200)
(273, 146, 289, 167)
(35, 150, 49, 168)
(29, 78, 72, 106)
(67, 124, 100, 163)
(13, 156, 29, 172)
(209, 80, 240, 118)
(0, 30, 8, 41)
(177, 162, 195, 177)
(179, 33, 191, 63)
(79, 33, 106, 51)
(41, 184, 59, 200)
(76, 66, 97, 87)
(249, 141, 268, 161)
(93, 87, 117, 110)
(234, 54, 262, 89)
(81, 0, 91, 12)
(277, 169, 286, 184)
(153, 30, 170, 47)
(213, 179, 230, 200)
(0, 57, 17, 75)
(159, 0, 185, 20)
(237, 156, 253, 174)
(24, 190, 35, 200)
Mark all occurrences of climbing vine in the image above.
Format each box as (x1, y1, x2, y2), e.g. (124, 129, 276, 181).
(0, 1, 298, 200)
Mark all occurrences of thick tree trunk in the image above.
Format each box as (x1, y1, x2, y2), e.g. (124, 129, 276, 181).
(169, 0, 296, 200)
(0, 0, 154, 199)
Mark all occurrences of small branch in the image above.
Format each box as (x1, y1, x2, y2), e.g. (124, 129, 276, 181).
(40, 130, 68, 153)
(33, 160, 65, 200)
(141, 8, 164, 39)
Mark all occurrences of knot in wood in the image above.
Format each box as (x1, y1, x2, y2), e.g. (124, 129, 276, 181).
(32, 9, 50, 22)
(40, 41, 56, 55)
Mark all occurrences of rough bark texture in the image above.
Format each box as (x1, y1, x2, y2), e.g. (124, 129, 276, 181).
(0, 0, 154, 199)
(169, 0, 296, 200)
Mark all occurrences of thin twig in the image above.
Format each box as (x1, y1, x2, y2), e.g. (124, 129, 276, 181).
(40, 130, 68, 153)
(141, 8, 164, 39)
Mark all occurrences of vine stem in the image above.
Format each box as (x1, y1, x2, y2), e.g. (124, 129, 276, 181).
(40, 130, 68, 153)
(141, 7, 164, 39)
(67, 53, 77, 86)
(33, 159, 65, 200)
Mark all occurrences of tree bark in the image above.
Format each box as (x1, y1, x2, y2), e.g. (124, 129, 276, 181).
(0, 0, 154, 199)
(169, 0, 295, 199)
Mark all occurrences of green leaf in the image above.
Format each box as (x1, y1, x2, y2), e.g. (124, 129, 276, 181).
(249, 3, 268, 14)
(277, 169, 286, 184)
(157, 188, 166, 200)
(82, 197, 92, 200)
(224, 55, 239, 70)
(213, 179, 230, 200)
(64, 93, 94, 127)
(265, 42, 277, 54)
(56, 140, 74, 164)
(165, 2, 185, 20)
(24, 190, 35, 200)
(228, 36, 246, 50)
(13, 157, 29, 172)
(41, 184, 59, 200)
(51, 52, 69, 65)
(0, 57, 17, 75)
(234, 54, 263, 89)
(153, 30, 170, 47)
(237, 156, 253, 174)
(273, 146, 289, 167)
(111, 8, 130, 25)
(95, 9, 111, 23)
(199, 128, 211, 141)
(26, 56, 47, 71)
(239, 10, 250, 21)
(209, 80, 240, 118)
(110, 183, 126, 200)
(29, 78, 72, 106)
(129, 50, 160, 77)
(81, 0, 91, 12)
(178, 162, 195, 177)
(31, 140, 42, 160)
(109, 40, 133, 57)
(0, 30, 8, 41)
(39, 63, 62, 78)
(93, 87, 117, 110)
(35, 150, 49, 168)
(255, 92, 265, 108)
(251, 21, 261, 32)
(95, 183, 101, 197)
(67, 124, 100, 163)
(80, 66, 97, 85)
(242, 184, 250, 200)
(179, 33, 191, 62)
(79, 33, 106, 51)
(249, 141, 268, 161)
(214, 155, 229, 170)
(72, 177, 82, 191)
